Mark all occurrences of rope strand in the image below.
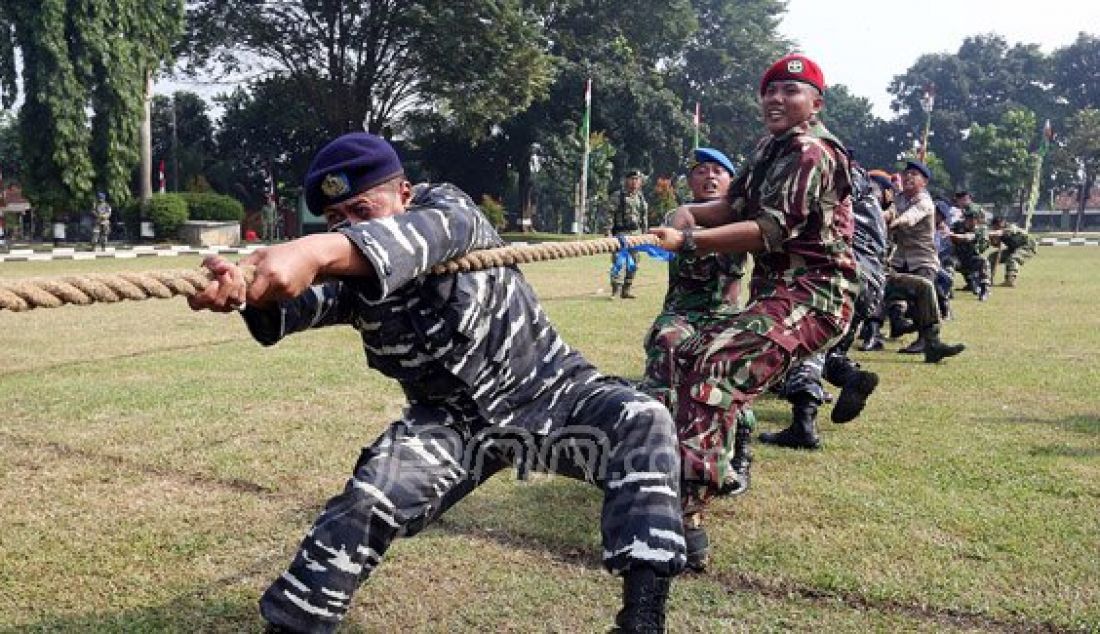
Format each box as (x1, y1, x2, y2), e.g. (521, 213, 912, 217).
(0, 235, 662, 312)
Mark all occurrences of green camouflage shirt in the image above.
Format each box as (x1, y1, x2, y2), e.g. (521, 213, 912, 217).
(606, 189, 648, 234)
(951, 220, 990, 257)
(727, 120, 859, 321)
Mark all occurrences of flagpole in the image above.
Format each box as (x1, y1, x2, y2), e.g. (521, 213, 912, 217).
(918, 84, 935, 162)
(693, 101, 700, 150)
(577, 78, 592, 234)
(1024, 120, 1052, 233)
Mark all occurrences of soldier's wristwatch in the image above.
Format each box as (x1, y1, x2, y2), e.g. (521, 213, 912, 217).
(680, 226, 697, 255)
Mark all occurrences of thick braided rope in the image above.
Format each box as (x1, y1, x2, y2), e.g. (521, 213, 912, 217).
(0, 235, 662, 312)
(0, 267, 256, 313)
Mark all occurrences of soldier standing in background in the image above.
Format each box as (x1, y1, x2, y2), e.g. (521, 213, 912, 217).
(260, 194, 278, 242)
(606, 169, 649, 298)
(90, 192, 111, 251)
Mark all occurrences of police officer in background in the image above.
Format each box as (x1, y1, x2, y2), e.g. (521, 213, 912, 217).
(606, 169, 649, 298)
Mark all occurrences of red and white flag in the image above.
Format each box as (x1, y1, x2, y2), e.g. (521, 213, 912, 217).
(158, 160, 166, 193)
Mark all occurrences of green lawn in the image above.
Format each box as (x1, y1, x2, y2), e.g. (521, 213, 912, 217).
(0, 247, 1097, 632)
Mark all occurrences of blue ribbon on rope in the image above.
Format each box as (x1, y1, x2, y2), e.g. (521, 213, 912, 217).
(609, 234, 674, 279)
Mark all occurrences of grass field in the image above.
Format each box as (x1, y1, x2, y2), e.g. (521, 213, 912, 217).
(1, 247, 1097, 633)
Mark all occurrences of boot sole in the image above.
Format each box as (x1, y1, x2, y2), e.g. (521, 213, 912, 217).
(831, 372, 879, 424)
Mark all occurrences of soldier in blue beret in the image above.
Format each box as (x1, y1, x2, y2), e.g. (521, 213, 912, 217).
(189, 132, 686, 633)
(640, 146, 752, 570)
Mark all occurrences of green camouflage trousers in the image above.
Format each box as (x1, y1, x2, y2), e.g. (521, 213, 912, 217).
(641, 310, 755, 509)
(669, 299, 848, 507)
(989, 245, 1035, 276)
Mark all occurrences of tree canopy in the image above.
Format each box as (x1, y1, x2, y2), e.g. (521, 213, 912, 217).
(4, 0, 182, 217)
(182, 0, 556, 138)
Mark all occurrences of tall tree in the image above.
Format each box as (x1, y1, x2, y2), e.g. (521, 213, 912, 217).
(1059, 108, 1100, 233)
(672, 0, 790, 160)
(151, 91, 215, 192)
(183, 0, 555, 138)
(0, 3, 15, 109)
(6, 0, 182, 218)
(888, 35, 1052, 188)
(818, 84, 885, 164)
(0, 110, 22, 183)
(1050, 33, 1100, 115)
(405, 0, 698, 231)
(963, 107, 1036, 211)
(209, 76, 332, 207)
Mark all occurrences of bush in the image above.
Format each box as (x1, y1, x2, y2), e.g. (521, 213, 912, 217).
(145, 194, 189, 238)
(179, 192, 245, 222)
(479, 195, 506, 230)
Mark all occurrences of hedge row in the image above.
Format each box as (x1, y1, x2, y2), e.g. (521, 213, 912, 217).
(121, 192, 244, 238)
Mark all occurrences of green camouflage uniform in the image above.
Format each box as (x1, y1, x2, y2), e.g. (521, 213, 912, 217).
(641, 243, 745, 407)
(91, 201, 111, 250)
(989, 222, 1036, 278)
(670, 120, 859, 511)
(951, 219, 991, 289)
(606, 189, 648, 289)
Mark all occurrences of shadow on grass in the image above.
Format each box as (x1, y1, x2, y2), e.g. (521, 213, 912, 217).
(974, 413, 1099, 435)
(8, 596, 374, 634)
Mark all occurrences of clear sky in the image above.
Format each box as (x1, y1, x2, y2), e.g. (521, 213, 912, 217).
(779, 0, 1100, 119)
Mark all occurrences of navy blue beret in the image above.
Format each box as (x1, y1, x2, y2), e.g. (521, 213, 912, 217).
(693, 147, 736, 176)
(869, 173, 894, 192)
(904, 159, 931, 181)
(304, 133, 405, 215)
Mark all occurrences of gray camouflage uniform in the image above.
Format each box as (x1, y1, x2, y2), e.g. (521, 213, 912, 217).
(245, 184, 685, 633)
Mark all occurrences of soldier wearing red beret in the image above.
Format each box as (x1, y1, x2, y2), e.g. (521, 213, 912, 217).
(650, 53, 859, 553)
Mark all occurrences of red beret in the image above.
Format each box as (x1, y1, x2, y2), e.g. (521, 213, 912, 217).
(760, 54, 825, 96)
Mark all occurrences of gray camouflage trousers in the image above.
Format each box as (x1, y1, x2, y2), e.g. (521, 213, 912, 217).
(260, 380, 686, 633)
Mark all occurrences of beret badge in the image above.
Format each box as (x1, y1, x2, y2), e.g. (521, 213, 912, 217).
(787, 59, 804, 74)
(321, 172, 351, 199)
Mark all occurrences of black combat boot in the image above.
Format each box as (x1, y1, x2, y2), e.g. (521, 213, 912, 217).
(683, 510, 709, 572)
(610, 282, 621, 299)
(923, 326, 966, 363)
(621, 280, 637, 299)
(615, 566, 671, 633)
(721, 410, 754, 497)
(831, 369, 879, 424)
(897, 337, 925, 354)
(759, 395, 821, 450)
(977, 282, 990, 302)
(887, 304, 916, 339)
(858, 320, 884, 351)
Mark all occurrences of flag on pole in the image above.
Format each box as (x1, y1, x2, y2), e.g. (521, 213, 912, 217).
(1039, 119, 1053, 157)
(1025, 120, 1054, 233)
(581, 79, 592, 142)
(577, 78, 592, 234)
(158, 160, 166, 193)
(264, 161, 276, 199)
(693, 102, 701, 150)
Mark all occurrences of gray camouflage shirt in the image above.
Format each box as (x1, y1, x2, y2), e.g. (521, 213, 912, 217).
(240, 183, 602, 431)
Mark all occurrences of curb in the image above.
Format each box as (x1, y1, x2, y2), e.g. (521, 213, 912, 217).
(1038, 237, 1100, 247)
(0, 244, 264, 263)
